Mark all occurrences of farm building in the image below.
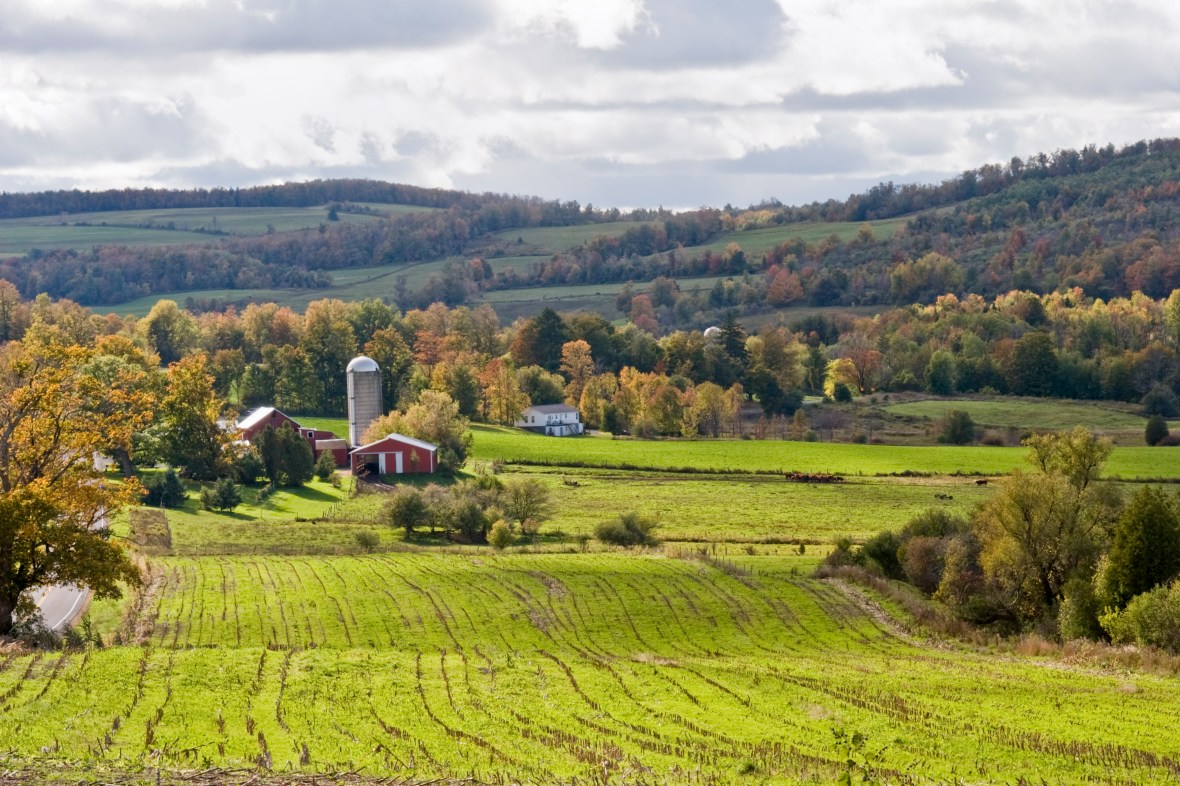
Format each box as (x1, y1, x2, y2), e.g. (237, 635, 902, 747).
(515, 404, 584, 436)
(350, 433, 438, 476)
(236, 407, 346, 467)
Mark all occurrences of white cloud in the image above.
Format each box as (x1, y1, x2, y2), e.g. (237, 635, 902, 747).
(3, 0, 1180, 205)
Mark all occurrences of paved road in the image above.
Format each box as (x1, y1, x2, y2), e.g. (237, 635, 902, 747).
(31, 584, 91, 632)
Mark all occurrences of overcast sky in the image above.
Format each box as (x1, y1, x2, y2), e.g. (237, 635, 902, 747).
(3, 0, 1180, 209)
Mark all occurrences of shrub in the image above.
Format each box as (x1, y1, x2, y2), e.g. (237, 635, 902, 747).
(1100, 581, 1180, 653)
(142, 469, 186, 508)
(803, 429, 818, 442)
(833, 383, 854, 403)
(314, 450, 337, 481)
(488, 520, 514, 550)
(980, 429, 1006, 447)
(229, 447, 266, 486)
(860, 530, 902, 579)
(1142, 384, 1180, 417)
(354, 531, 380, 552)
(200, 477, 242, 512)
(1146, 414, 1169, 446)
(595, 512, 660, 547)
(899, 536, 948, 594)
(936, 409, 976, 445)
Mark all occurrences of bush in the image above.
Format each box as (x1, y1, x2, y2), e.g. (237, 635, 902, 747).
(1142, 384, 1180, 417)
(488, 520, 514, 550)
(860, 530, 902, 579)
(228, 446, 266, 486)
(314, 450, 337, 481)
(1100, 581, 1180, 653)
(833, 383, 854, 403)
(200, 477, 242, 512)
(936, 409, 976, 445)
(142, 469, 186, 508)
(1146, 414, 1169, 446)
(595, 512, 660, 547)
(803, 429, 818, 442)
(980, 429, 1006, 447)
(354, 531, 380, 552)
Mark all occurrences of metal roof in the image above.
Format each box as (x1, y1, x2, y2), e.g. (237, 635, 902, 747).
(347, 355, 380, 373)
(524, 404, 579, 414)
(350, 432, 438, 454)
(237, 406, 282, 430)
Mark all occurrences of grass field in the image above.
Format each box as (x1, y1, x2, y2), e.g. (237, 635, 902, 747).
(487, 220, 655, 254)
(471, 425, 1180, 479)
(885, 397, 1151, 431)
(498, 465, 989, 543)
(6, 552, 1180, 783)
(0, 205, 432, 255)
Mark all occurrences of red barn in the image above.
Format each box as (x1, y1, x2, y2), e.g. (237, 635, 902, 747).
(350, 433, 438, 476)
(237, 407, 346, 466)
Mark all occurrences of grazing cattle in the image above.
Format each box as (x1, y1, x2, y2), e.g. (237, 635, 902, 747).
(975, 479, 989, 486)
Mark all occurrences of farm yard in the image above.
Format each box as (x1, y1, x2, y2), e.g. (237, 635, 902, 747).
(6, 553, 1180, 784)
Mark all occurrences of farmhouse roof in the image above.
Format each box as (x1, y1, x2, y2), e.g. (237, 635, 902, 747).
(350, 433, 438, 454)
(237, 406, 285, 431)
(525, 404, 579, 415)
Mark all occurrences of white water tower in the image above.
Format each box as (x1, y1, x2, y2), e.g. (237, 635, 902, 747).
(347, 355, 382, 446)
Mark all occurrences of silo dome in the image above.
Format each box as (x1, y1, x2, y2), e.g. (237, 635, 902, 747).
(347, 356, 383, 446)
(347, 355, 380, 373)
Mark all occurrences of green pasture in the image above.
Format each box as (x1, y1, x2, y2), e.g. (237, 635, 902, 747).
(6, 552, 1180, 783)
(0, 223, 214, 254)
(471, 425, 1180, 479)
(0, 204, 432, 255)
(502, 465, 989, 543)
(487, 220, 655, 254)
(696, 218, 908, 259)
(885, 397, 1150, 431)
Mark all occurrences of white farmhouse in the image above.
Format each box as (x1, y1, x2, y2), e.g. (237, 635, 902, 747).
(515, 404, 585, 436)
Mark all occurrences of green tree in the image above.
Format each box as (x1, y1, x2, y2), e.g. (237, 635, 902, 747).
(925, 350, 957, 395)
(314, 450, 337, 481)
(1007, 331, 1058, 396)
(254, 424, 315, 487)
(595, 512, 660, 547)
(157, 354, 229, 481)
(200, 477, 242, 512)
(511, 307, 570, 371)
(384, 488, 431, 537)
(975, 428, 1119, 622)
(1102, 486, 1180, 608)
(142, 469, 186, 508)
(1146, 414, 1169, 446)
(138, 299, 197, 366)
(300, 299, 358, 412)
(937, 410, 976, 445)
(501, 477, 552, 535)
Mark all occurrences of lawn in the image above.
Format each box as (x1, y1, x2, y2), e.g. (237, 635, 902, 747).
(470, 425, 1180, 479)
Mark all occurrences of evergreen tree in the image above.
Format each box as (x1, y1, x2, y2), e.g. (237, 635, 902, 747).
(1146, 414, 1170, 446)
(1103, 486, 1180, 607)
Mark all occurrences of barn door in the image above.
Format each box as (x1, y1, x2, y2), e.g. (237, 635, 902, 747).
(395, 452, 404, 473)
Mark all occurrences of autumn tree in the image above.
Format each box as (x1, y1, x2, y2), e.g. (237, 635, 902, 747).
(0, 340, 145, 635)
(364, 390, 471, 471)
(559, 340, 595, 405)
(975, 428, 1119, 622)
(480, 357, 529, 425)
(156, 354, 230, 480)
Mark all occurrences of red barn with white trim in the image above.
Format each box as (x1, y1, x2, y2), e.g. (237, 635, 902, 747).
(350, 433, 438, 476)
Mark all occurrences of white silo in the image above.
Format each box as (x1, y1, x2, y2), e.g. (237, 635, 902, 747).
(347, 355, 383, 446)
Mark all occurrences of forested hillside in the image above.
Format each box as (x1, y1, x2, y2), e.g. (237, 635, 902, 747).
(4, 139, 1180, 324)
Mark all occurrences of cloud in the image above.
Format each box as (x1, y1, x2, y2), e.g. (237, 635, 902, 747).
(4, 0, 1180, 209)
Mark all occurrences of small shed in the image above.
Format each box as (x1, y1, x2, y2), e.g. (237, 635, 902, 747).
(350, 433, 438, 476)
(516, 404, 584, 436)
(315, 438, 350, 468)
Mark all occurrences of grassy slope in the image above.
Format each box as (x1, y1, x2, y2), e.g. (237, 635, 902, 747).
(471, 425, 1180, 479)
(6, 553, 1178, 783)
(0, 205, 429, 254)
(885, 398, 1150, 431)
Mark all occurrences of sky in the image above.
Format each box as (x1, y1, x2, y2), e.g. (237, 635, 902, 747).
(3, 0, 1180, 209)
